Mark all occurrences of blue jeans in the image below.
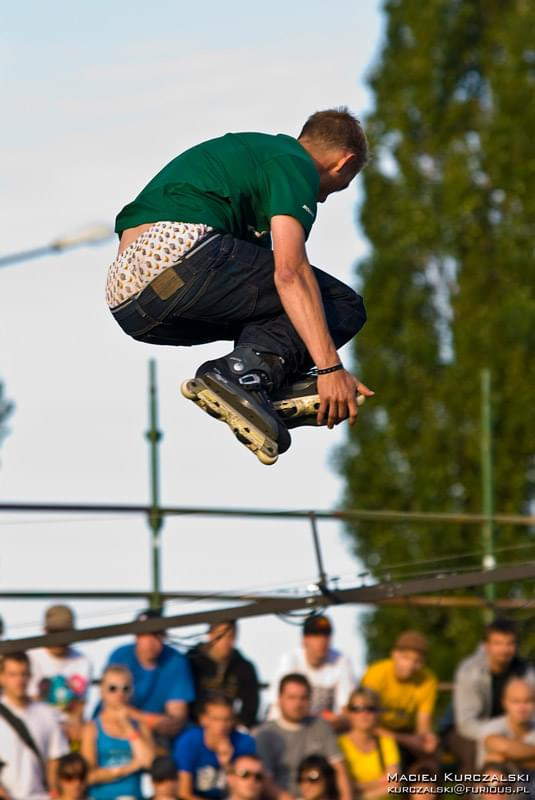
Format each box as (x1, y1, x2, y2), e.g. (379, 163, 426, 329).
(111, 233, 366, 376)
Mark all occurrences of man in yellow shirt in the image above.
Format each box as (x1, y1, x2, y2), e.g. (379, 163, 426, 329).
(361, 631, 439, 770)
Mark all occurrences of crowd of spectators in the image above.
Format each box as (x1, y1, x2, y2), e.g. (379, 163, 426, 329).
(0, 605, 533, 800)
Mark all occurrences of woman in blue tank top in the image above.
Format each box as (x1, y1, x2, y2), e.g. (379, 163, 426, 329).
(81, 665, 155, 799)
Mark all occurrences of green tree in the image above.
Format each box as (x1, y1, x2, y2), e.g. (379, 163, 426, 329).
(338, 0, 535, 680)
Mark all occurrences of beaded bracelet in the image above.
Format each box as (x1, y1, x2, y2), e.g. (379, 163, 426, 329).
(316, 363, 344, 375)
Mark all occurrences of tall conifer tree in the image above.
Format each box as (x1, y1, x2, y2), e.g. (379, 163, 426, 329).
(339, 0, 535, 676)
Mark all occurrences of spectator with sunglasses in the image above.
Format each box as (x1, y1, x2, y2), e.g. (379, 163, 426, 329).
(338, 688, 399, 799)
(104, 608, 195, 741)
(297, 755, 339, 800)
(227, 755, 265, 800)
(56, 752, 89, 800)
(80, 665, 155, 799)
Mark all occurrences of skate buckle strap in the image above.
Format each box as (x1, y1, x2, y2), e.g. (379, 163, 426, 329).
(238, 373, 262, 387)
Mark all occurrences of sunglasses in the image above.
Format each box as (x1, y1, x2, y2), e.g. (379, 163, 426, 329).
(299, 772, 323, 783)
(105, 684, 131, 693)
(234, 770, 264, 782)
(60, 773, 86, 782)
(347, 704, 378, 713)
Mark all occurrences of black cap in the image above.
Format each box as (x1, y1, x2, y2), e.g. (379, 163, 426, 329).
(303, 614, 333, 636)
(135, 608, 166, 634)
(150, 755, 178, 782)
(135, 608, 163, 622)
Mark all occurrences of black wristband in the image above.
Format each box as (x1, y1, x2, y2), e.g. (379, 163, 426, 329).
(316, 363, 344, 375)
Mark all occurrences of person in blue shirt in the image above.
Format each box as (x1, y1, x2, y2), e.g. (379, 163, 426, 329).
(175, 692, 256, 800)
(105, 609, 195, 741)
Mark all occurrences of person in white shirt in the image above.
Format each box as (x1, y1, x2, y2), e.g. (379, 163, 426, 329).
(269, 615, 355, 730)
(0, 650, 69, 800)
(28, 604, 92, 747)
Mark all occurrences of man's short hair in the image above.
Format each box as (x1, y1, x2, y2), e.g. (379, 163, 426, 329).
(150, 754, 178, 782)
(0, 651, 30, 672)
(278, 672, 311, 696)
(485, 618, 517, 639)
(57, 752, 88, 781)
(298, 107, 369, 171)
(393, 630, 428, 656)
(228, 753, 263, 773)
(199, 690, 234, 715)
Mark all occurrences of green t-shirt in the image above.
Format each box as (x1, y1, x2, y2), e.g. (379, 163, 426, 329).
(115, 132, 319, 247)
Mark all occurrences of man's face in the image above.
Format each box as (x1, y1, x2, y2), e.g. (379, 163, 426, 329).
(485, 632, 516, 671)
(208, 624, 236, 661)
(47, 644, 69, 658)
(392, 648, 425, 681)
(136, 632, 164, 662)
(200, 703, 234, 738)
(227, 757, 264, 800)
(154, 777, 179, 798)
(503, 680, 535, 725)
(279, 681, 310, 723)
(0, 659, 30, 699)
(303, 634, 330, 667)
(317, 156, 360, 203)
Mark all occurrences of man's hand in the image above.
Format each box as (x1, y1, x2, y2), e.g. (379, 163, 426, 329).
(420, 731, 439, 754)
(317, 370, 374, 428)
(153, 714, 183, 738)
(484, 735, 512, 757)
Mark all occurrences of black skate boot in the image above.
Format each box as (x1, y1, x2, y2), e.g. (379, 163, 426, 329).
(181, 346, 291, 465)
(271, 373, 366, 429)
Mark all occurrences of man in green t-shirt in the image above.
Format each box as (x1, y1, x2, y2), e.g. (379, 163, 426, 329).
(107, 107, 373, 463)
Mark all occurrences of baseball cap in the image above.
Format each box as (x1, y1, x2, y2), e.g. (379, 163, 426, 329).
(150, 755, 178, 782)
(44, 605, 75, 632)
(394, 630, 428, 655)
(135, 608, 166, 635)
(303, 615, 333, 636)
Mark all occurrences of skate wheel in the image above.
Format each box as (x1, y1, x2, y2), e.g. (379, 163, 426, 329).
(181, 379, 198, 400)
(257, 450, 278, 465)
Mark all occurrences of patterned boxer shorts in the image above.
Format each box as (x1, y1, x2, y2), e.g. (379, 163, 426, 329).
(106, 220, 213, 308)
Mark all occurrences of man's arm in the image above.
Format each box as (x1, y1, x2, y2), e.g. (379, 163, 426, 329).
(484, 735, 535, 764)
(130, 699, 188, 737)
(271, 215, 373, 427)
(261, 773, 294, 800)
(415, 712, 439, 754)
(47, 758, 60, 796)
(238, 660, 260, 729)
(453, 660, 486, 741)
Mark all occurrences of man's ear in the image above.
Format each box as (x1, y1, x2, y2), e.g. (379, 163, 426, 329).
(337, 152, 358, 173)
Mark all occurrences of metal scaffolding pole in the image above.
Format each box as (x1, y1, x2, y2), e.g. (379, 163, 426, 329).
(0, 224, 114, 268)
(146, 360, 163, 610)
(481, 369, 496, 607)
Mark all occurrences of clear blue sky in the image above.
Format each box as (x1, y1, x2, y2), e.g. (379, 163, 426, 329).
(0, 1, 385, 688)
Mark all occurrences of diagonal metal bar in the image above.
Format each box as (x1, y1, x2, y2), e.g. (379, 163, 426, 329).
(1, 562, 533, 655)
